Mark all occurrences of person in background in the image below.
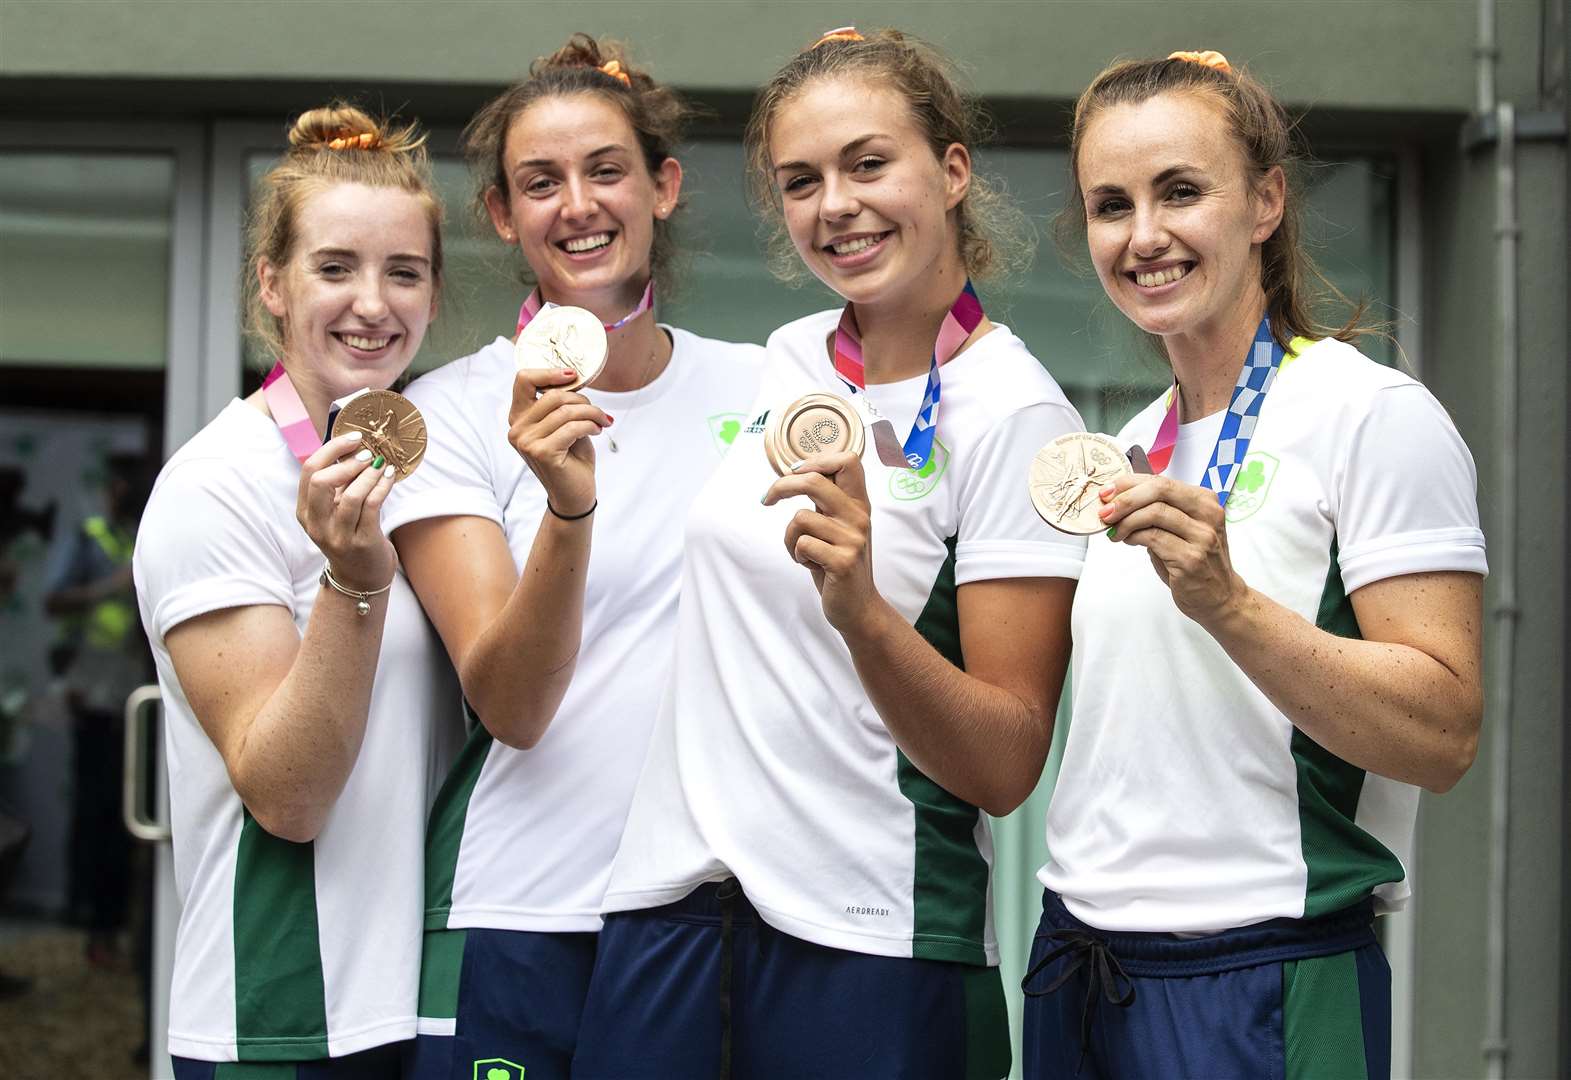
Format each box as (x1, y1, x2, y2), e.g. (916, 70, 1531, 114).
(386, 34, 762, 1080)
(1022, 50, 1486, 1080)
(133, 104, 460, 1079)
(44, 451, 152, 968)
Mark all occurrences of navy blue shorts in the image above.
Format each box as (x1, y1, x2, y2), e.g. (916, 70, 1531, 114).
(402, 927, 597, 1080)
(172, 1042, 403, 1079)
(572, 880, 1010, 1080)
(1022, 889, 1391, 1080)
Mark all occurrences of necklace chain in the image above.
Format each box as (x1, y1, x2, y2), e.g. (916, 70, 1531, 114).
(606, 336, 665, 453)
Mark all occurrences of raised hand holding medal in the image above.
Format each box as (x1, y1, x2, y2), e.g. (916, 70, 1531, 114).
(1091, 317, 1284, 627)
(505, 287, 655, 519)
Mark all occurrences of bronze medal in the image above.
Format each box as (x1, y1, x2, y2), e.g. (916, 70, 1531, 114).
(332, 389, 427, 480)
(514, 305, 608, 391)
(765, 393, 866, 476)
(1029, 432, 1132, 534)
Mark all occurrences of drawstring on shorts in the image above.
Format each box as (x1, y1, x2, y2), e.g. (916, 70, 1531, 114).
(1022, 928, 1136, 1073)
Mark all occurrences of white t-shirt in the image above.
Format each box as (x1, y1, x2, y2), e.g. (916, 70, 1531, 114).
(133, 399, 461, 1062)
(602, 310, 1087, 965)
(381, 327, 764, 933)
(1041, 337, 1488, 932)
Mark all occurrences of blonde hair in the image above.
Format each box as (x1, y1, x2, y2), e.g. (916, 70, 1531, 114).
(1060, 55, 1373, 351)
(743, 28, 1032, 284)
(245, 104, 442, 363)
(461, 34, 693, 294)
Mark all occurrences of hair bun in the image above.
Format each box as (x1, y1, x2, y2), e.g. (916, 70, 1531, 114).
(286, 103, 426, 156)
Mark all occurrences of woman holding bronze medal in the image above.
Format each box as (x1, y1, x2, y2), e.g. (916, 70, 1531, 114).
(1021, 53, 1487, 1079)
(132, 106, 459, 1077)
(382, 35, 763, 1080)
(575, 29, 1085, 1080)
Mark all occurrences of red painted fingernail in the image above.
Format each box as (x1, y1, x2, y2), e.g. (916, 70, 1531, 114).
(604, 414, 614, 423)
(562, 368, 576, 377)
(1098, 505, 1114, 520)
(1099, 486, 1115, 499)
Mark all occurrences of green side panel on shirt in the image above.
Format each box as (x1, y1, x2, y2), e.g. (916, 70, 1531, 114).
(1282, 951, 1371, 1080)
(424, 700, 494, 929)
(232, 810, 329, 1061)
(899, 535, 990, 966)
(1292, 539, 1406, 918)
(417, 927, 469, 1020)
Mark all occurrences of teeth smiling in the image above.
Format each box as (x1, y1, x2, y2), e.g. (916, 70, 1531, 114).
(564, 233, 612, 253)
(1135, 265, 1189, 288)
(831, 235, 880, 256)
(340, 333, 391, 351)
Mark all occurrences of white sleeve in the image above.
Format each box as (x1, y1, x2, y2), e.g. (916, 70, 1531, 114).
(133, 459, 295, 642)
(1336, 382, 1488, 592)
(381, 362, 507, 534)
(955, 401, 1089, 585)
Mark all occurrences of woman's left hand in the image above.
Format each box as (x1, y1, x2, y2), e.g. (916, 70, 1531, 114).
(763, 451, 884, 635)
(1098, 474, 1249, 627)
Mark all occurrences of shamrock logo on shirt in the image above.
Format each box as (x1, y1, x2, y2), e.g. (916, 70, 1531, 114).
(889, 438, 950, 501)
(473, 1058, 524, 1079)
(1234, 459, 1268, 494)
(1224, 452, 1279, 524)
(709, 412, 748, 454)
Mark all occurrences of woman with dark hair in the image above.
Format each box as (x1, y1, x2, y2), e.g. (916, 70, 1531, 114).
(1021, 50, 1487, 1079)
(385, 34, 762, 1080)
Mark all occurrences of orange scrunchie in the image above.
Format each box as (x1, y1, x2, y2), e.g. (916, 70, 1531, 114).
(599, 60, 632, 87)
(327, 131, 379, 151)
(812, 26, 864, 48)
(1167, 49, 1232, 73)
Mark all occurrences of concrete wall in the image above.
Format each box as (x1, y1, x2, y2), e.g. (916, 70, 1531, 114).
(0, 0, 1546, 111)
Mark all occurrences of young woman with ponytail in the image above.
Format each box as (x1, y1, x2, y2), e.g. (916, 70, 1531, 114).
(1021, 51, 1487, 1079)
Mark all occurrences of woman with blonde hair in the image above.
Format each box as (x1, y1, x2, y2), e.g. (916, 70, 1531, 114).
(133, 104, 459, 1078)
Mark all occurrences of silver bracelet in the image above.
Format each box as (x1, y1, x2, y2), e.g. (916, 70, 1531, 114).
(318, 566, 393, 616)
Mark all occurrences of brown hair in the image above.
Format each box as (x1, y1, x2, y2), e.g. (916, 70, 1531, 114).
(1059, 55, 1372, 351)
(743, 28, 1031, 284)
(245, 104, 442, 363)
(461, 34, 693, 294)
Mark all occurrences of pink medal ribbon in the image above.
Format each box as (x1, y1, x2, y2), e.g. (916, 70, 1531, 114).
(832, 280, 985, 470)
(514, 280, 655, 336)
(261, 362, 324, 463)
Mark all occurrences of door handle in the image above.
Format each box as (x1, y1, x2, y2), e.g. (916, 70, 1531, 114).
(123, 684, 170, 842)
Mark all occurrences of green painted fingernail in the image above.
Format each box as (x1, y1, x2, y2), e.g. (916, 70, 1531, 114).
(371, 454, 385, 470)
(1106, 526, 1117, 539)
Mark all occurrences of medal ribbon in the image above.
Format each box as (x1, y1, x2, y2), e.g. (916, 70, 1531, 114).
(515, 280, 655, 336)
(832, 280, 984, 471)
(261, 362, 323, 463)
(1145, 316, 1283, 506)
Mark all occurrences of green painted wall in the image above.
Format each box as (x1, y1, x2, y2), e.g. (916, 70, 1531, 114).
(0, 0, 1545, 110)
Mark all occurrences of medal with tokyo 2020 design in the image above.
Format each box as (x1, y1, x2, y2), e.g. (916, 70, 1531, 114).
(1029, 432, 1132, 534)
(514, 305, 608, 391)
(330, 389, 428, 480)
(765, 393, 866, 476)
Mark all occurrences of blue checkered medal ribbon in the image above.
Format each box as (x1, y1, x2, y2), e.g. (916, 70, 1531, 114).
(1200, 318, 1283, 507)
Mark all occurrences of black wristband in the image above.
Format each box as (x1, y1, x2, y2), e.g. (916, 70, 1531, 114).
(546, 499, 597, 522)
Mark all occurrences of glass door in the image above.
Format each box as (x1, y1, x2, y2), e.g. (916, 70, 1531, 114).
(0, 121, 207, 1080)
